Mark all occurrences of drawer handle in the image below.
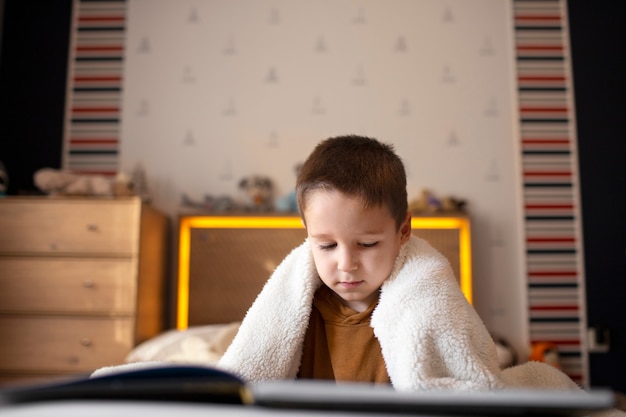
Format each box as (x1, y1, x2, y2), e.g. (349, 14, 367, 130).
(83, 280, 95, 289)
(80, 338, 92, 347)
(86, 224, 99, 232)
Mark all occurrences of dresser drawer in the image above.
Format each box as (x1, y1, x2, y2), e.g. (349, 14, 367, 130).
(0, 373, 76, 388)
(0, 198, 140, 255)
(0, 258, 137, 314)
(0, 317, 134, 373)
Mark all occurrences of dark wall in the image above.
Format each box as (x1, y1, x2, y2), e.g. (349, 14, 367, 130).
(0, 0, 72, 195)
(568, 1, 626, 390)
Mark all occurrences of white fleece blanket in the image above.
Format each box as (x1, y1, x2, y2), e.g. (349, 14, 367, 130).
(217, 236, 564, 391)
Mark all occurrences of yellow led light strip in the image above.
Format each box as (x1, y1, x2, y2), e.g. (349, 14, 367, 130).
(177, 215, 472, 330)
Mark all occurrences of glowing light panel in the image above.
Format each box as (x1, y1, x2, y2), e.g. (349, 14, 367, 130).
(177, 216, 472, 330)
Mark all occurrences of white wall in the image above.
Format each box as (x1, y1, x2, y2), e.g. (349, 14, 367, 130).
(121, 0, 528, 358)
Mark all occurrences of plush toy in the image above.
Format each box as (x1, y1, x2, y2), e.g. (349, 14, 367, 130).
(238, 175, 274, 211)
(276, 192, 298, 213)
(181, 193, 236, 212)
(408, 188, 467, 214)
(276, 163, 302, 213)
(130, 164, 151, 202)
(441, 196, 467, 212)
(34, 168, 136, 197)
(408, 188, 441, 213)
(530, 341, 561, 369)
(34, 168, 113, 196)
(112, 172, 134, 197)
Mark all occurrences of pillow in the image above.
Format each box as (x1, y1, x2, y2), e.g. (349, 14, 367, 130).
(125, 322, 240, 365)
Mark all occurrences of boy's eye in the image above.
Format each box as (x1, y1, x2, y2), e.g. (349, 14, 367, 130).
(318, 243, 337, 250)
(316, 242, 378, 250)
(360, 242, 379, 248)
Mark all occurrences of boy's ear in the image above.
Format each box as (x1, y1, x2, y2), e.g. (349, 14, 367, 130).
(400, 212, 412, 242)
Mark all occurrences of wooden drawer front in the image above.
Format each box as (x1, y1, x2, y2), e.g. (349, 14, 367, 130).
(0, 373, 76, 388)
(0, 199, 140, 255)
(0, 317, 134, 372)
(0, 258, 137, 314)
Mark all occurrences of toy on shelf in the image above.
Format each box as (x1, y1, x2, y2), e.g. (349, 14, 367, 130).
(34, 168, 114, 196)
(276, 163, 302, 213)
(179, 174, 276, 213)
(530, 341, 561, 369)
(408, 188, 467, 214)
(181, 194, 236, 212)
(34, 168, 137, 198)
(112, 172, 134, 197)
(238, 175, 274, 212)
(131, 164, 151, 202)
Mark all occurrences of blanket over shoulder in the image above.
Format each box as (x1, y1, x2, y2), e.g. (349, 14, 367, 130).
(217, 236, 581, 392)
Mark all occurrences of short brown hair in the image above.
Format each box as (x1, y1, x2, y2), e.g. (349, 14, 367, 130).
(296, 135, 408, 229)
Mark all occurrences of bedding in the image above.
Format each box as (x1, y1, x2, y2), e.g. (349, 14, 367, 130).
(124, 322, 240, 365)
(122, 323, 515, 369)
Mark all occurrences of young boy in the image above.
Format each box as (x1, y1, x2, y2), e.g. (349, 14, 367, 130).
(218, 135, 583, 392)
(218, 135, 501, 390)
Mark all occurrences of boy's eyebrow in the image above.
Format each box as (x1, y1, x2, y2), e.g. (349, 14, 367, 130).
(308, 233, 336, 240)
(309, 230, 386, 239)
(308, 233, 330, 239)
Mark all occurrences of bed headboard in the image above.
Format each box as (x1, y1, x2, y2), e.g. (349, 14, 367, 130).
(176, 214, 472, 329)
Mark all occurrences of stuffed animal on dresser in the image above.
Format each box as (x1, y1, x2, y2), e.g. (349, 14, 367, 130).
(238, 175, 274, 211)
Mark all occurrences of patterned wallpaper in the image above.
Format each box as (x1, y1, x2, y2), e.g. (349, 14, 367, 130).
(63, 0, 587, 385)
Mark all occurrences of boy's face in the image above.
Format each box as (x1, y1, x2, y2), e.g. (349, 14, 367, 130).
(303, 189, 411, 312)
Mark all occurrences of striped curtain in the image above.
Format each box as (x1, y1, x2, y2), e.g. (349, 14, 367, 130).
(62, 0, 126, 176)
(513, 0, 587, 385)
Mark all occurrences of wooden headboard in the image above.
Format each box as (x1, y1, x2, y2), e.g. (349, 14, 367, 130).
(176, 215, 472, 329)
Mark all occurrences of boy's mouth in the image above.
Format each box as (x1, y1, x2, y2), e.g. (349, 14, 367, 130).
(338, 280, 364, 289)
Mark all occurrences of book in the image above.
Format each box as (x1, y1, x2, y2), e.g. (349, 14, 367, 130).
(0, 365, 246, 405)
(0, 364, 616, 416)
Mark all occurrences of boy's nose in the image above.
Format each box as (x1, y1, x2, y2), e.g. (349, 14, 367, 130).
(337, 248, 358, 271)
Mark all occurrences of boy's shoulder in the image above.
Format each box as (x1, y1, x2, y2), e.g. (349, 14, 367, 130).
(386, 236, 459, 293)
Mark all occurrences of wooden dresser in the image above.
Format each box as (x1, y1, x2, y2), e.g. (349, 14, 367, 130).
(0, 197, 168, 386)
